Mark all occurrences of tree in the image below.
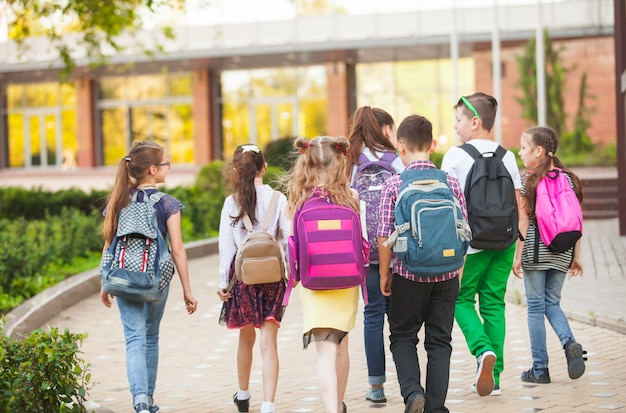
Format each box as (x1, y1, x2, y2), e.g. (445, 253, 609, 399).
(516, 29, 596, 154)
(6, 0, 184, 78)
(515, 29, 567, 138)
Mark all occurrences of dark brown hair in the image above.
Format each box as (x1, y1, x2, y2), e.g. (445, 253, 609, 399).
(228, 144, 266, 226)
(346, 106, 395, 169)
(523, 126, 583, 218)
(396, 114, 433, 152)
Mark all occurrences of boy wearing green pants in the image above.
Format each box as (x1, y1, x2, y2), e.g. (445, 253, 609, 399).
(441, 92, 522, 396)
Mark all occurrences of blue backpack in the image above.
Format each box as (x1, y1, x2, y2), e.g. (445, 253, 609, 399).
(352, 151, 396, 263)
(99, 190, 175, 301)
(383, 168, 471, 277)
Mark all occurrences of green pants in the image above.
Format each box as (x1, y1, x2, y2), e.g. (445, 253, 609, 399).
(454, 245, 515, 385)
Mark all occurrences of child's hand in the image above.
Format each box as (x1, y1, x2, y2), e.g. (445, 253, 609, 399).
(217, 288, 232, 301)
(569, 258, 583, 277)
(184, 293, 198, 314)
(101, 287, 115, 307)
(512, 258, 524, 279)
(380, 271, 392, 297)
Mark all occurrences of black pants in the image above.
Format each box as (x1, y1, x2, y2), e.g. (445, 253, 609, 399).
(389, 274, 459, 413)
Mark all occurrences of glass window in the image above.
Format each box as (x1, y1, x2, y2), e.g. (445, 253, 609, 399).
(101, 108, 128, 166)
(100, 77, 127, 100)
(127, 75, 167, 101)
(299, 99, 327, 137)
(7, 85, 24, 109)
(251, 68, 296, 97)
(169, 74, 192, 96)
(169, 104, 194, 164)
(25, 83, 58, 107)
(222, 101, 250, 157)
(8, 114, 25, 167)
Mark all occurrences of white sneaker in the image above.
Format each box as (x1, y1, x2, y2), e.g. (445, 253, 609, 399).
(474, 350, 496, 396)
(471, 382, 501, 396)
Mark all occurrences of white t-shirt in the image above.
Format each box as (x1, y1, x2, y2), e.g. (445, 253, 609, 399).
(440, 139, 522, 254)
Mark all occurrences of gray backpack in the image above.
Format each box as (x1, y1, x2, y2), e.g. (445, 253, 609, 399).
(99, 190, 175, 301)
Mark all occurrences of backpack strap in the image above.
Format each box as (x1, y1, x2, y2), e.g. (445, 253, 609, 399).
(356, 151, 396, 173)
(228, 190, 282, 293)
(459, 143, 482, 159)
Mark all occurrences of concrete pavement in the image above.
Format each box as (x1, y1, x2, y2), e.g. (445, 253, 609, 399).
(44, 237, 626, 413)
(3, 166, 626, 412)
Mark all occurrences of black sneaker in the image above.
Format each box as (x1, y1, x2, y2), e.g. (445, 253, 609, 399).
(564, 339, 587, 380)
(521, 367, 551, 383)
(233, 392, 249, 413)
(404, 391, 425, 413)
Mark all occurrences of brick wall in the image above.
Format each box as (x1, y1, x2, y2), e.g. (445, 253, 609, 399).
(474, 35, 616, 149)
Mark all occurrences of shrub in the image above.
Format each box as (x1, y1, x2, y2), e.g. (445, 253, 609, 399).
(0, 320, 92, 413)
(264, 137, 297, 171)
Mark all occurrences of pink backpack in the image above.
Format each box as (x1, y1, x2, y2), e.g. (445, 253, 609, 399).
(283, 195, 369, 306)
(535, 168, 583, 253)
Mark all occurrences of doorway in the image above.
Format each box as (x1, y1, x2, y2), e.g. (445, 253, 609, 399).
(249, 97, 298, 149)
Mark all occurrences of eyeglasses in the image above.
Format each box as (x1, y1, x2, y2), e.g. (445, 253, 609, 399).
(157, 161, 171, 168)
(460, 96, 480, 119)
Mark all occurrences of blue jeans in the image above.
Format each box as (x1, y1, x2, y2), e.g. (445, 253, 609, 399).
(523, 269, 574, 369)
(116, 285, 170, 407)
(364, 264, 389, 385)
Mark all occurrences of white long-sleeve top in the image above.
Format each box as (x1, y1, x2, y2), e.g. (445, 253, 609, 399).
(218, 184, 290, 289)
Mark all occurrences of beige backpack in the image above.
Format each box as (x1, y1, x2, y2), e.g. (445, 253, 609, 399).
(228, 191, 285, 291)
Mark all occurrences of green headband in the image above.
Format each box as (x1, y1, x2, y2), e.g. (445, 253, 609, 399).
(460, 96, 480, 118)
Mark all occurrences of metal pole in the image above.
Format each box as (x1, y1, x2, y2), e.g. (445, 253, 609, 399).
(492, 0, 502, 144)
(451, 0, 460, 144)
(536, 0, 546, 126)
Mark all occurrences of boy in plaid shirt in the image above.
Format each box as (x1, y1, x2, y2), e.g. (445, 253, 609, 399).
(377, 114, 467, 413)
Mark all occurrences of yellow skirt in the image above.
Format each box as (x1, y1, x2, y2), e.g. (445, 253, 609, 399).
(299, 286, 359, 335)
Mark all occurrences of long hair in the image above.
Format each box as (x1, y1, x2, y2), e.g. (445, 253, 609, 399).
(227, 144, 266, 226)
(523, 126, 583, 218)
(101, 141, 164, 246)
(286, 136, 359, 217)
(346, 106, 395, 170)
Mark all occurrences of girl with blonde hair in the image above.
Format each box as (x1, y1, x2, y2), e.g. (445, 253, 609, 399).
(285, 136, 360, 413)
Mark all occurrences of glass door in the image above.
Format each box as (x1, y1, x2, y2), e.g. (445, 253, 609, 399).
(24, 112, 61, 167)
(249, 97, 297, 149)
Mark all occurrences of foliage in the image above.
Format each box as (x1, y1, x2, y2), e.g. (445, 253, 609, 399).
(0, 187, 108, 220)
(563, 71, 596, 154)
(6, 0, 184, 78)
(264, 137, 298, 171)
(0, 320, 92, 412)
(0, 209, 102, 314)
(515, 29, 567, 137)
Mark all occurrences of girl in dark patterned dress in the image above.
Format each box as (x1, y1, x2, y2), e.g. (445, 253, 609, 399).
(217, 144, 289, 413)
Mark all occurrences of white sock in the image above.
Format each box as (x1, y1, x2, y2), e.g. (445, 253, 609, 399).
(260, 401, 275, 413)
(238, 389, 251, 400)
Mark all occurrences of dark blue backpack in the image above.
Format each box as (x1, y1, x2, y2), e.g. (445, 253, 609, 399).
(383, 168, 471, 277)
(352, 151, 396, 263)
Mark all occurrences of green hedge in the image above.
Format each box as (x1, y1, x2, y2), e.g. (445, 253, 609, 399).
(0, 160, 289, 314)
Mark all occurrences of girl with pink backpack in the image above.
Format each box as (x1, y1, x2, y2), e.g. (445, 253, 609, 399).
(513, 126, 587, 385)
(285, 136, 367, 413)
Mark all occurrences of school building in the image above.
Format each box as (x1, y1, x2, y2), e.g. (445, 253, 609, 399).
(0, 0, 618, 171)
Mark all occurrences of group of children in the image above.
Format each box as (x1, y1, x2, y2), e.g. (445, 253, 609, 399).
(100, 92, 586, 413)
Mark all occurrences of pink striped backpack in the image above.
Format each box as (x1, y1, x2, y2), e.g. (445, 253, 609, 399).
(283, 194, 369, 305)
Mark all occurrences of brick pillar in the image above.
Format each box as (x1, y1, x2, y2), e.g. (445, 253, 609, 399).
(615, 0, 626, 234)
(192, 69, 217, 164)
(326, 62, 351, 138)
(76, 76, 96, 167)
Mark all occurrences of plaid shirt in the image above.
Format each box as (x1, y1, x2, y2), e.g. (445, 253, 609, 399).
(377, 160, 467, 282)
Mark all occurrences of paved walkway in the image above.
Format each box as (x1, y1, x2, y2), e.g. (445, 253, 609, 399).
(44, 219, 626, 412)
(4, 166, 626, 412)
